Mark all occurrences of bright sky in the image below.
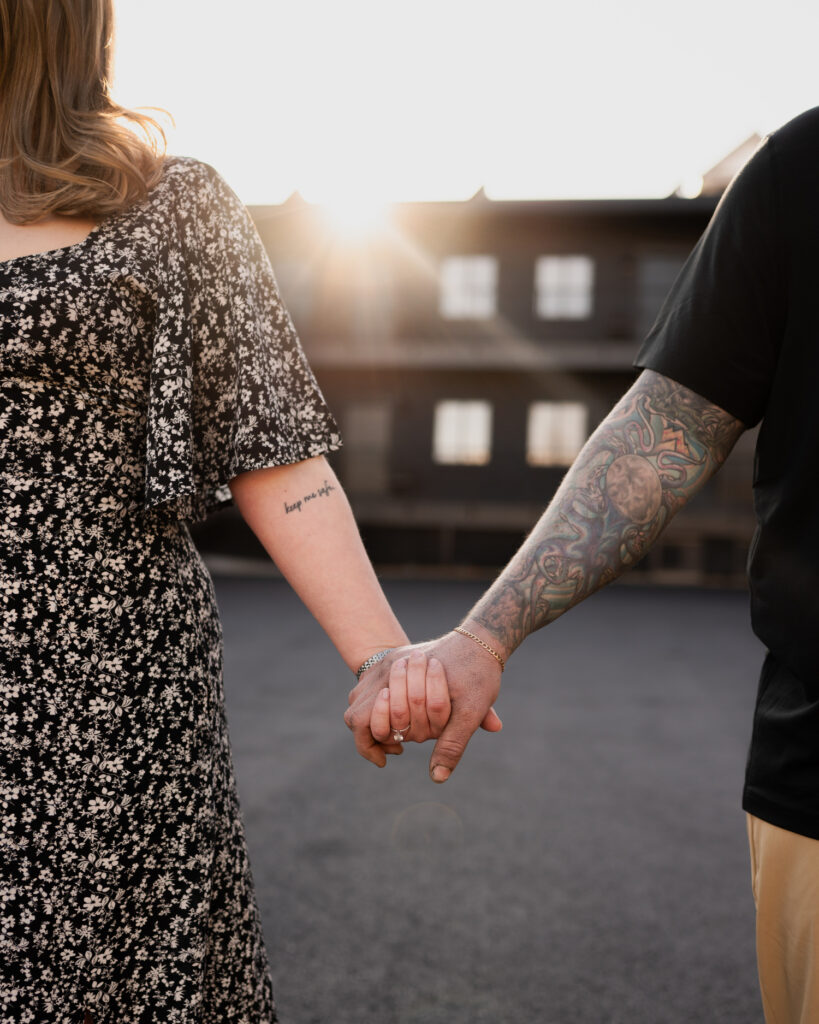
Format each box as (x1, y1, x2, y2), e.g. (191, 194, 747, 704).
(112, 0, 819, 206)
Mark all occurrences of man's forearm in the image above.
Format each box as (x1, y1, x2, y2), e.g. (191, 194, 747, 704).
(467, 370, 745, 657)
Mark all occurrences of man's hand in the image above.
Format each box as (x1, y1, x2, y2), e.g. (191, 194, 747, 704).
(344, 631, 503, 781)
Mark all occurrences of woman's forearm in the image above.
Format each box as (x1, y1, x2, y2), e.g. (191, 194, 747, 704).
(229, 456, 408, 673)
(465, 370, 746, 660)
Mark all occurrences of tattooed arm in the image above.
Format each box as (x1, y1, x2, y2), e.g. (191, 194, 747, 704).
(346, 370, 745, 778)
(467, 369, 744, 654)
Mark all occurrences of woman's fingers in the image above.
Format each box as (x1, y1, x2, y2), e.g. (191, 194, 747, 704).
(360, 688, 402, 764)
(389, 658, 411, 737)
(425, 657, 451, 737)
(371, 651, 457, 752)
(406, 650, 431, 740)
(370, 687, 392, 743)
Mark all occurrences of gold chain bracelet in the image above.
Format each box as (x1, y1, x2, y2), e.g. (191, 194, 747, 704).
(453, 627, 505, 671)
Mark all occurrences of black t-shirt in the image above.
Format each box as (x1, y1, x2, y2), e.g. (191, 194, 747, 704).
(635, 106, 819, 840)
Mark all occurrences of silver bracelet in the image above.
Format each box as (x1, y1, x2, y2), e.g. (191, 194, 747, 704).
(355, 648, 394, 681)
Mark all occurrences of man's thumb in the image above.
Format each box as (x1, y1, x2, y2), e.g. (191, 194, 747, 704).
(429, 713, 473, 783)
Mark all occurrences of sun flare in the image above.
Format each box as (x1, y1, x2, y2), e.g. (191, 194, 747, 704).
(316, 193, 390, 241)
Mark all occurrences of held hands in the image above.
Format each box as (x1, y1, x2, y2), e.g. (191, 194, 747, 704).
(344, 629, 505, 783)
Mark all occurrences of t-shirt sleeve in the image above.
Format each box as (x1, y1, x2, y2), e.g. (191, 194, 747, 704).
(634, 135, 786, 427)
(144, 159, 341, 521)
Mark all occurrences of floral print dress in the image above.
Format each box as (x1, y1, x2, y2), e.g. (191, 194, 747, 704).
(0, 157, 341, 1023)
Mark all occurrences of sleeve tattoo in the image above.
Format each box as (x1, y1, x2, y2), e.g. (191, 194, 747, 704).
(469, 370, 746, 654)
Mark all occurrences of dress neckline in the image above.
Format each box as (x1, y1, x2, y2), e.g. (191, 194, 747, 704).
(0, 158, 185, 270)
(0, 217, 111, 268)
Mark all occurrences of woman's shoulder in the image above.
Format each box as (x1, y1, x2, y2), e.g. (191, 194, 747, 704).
(161, 154, 221, 181)
(148, 155, 241, 222)
(119, 155, 216, 230)
(154, 154, 223, 200)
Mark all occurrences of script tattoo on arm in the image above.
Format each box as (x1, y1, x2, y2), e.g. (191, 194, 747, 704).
(283, 479, 337, 515)
(468, 370, 746, 655)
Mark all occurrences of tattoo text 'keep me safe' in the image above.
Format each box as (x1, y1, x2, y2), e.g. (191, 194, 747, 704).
(284, 480, 337, 515)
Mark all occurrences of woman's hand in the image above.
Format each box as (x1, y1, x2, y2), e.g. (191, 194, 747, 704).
(345, 632, 504, 781)
(370, 651, 453, 744)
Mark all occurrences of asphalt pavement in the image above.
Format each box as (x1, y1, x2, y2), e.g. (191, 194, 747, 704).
(214, 576, 765, 1024)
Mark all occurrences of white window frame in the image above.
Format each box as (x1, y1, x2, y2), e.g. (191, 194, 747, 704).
(439, 255, 498, 320)
(432, 400, 493, 466)
(534, 255, 594, 320)
(526, 401, 588, 467)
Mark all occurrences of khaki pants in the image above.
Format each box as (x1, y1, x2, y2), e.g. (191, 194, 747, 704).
(747, 814, 819, 1023)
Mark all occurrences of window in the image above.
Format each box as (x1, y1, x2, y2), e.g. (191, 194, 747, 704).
(432, 400, 493, 465)
(526, 401, 588, 466)
(342, 402, 392, 495)
(439, 256, 498, 319)
(636, 253, 687, 337)
(534, 255, 594, 319)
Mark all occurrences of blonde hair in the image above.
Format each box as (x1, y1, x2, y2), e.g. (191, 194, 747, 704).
(0, 0, 169, 224)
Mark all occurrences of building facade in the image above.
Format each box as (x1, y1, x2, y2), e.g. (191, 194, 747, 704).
(192, 189, 757, 586)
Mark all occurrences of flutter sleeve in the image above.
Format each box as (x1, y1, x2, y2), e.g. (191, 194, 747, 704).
(144, 158, 341, 521)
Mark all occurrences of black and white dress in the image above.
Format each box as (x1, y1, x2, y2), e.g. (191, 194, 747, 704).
(0, 157, 341, 1023)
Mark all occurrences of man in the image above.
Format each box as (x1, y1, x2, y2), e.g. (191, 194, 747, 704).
(345, 107, 819, 1022)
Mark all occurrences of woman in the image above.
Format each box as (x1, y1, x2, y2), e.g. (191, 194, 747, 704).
(0, 2, 441, 1021)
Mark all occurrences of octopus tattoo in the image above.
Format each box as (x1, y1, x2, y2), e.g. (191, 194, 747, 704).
(605, 455, 662, 524)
